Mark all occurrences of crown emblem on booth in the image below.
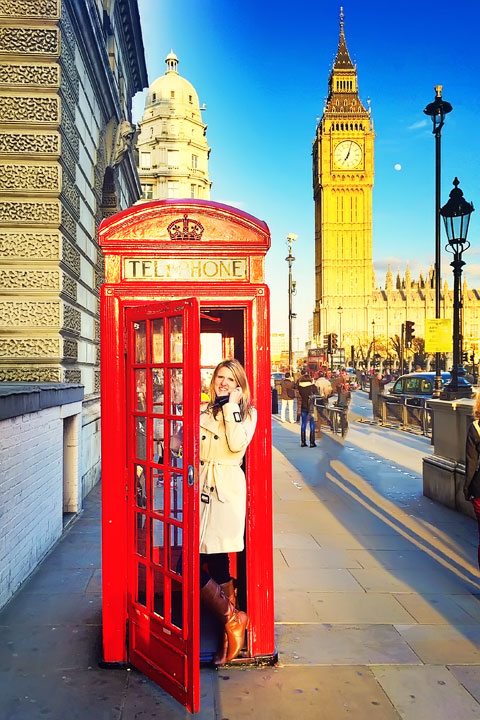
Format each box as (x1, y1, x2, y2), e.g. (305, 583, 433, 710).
(167, 214, 204, 241)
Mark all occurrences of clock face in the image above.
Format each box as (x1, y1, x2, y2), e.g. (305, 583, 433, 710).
(334, 140, 363, 169)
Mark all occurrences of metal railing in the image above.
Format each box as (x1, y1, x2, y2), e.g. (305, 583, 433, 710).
(313, 397, 349, 437)
(379, 394, 431, 436)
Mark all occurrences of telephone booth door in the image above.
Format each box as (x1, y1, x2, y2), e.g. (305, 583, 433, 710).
(124, 298, 200, 712)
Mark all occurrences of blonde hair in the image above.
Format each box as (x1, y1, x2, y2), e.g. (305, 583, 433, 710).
(208, 359, 253, 419)
(474, 391, 480, 419)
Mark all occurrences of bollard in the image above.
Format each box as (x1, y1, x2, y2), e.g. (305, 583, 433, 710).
(271, 387, 278, 414)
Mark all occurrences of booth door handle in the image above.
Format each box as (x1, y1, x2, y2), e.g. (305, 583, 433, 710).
(187, 465, 195, 487)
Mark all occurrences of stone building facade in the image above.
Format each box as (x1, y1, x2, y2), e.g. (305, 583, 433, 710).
(312, 11, 480, 358)
(136, 51, 211, 201)
(0, 0, 147, 494)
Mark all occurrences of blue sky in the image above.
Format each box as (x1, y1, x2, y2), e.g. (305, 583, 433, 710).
(132, 0, 479, 345)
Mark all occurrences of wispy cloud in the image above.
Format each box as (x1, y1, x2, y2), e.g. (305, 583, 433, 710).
(407, 119, 428, 131)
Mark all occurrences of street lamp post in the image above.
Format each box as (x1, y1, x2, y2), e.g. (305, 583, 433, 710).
(372, 319, 376, 370)
(424, 85, 452, 396)
(337, 305, 343, 351)
(286, 233, 298, 374)
(440, 178, 474, 399)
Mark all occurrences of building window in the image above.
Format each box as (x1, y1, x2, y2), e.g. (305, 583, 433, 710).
(192, 154, 198, 169)
(167, 149, 179, 168)
(141, 183, 153, 200)
(140, 152, 151, 169)
(190, 184, 196, 198)
(189, 95, 193, 103)
(152, 92, 156, 101)
(167, 181, 179, 198)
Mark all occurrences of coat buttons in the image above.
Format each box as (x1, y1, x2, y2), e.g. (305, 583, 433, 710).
(201, 435, 206, 440)
(214, 434, 219, 439)
(200, 460, 204, 466)
(210, 486, 214, 491)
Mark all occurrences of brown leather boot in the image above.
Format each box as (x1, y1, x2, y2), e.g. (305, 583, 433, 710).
(200, 578, 248, 664)
(213, 579, 236, 666)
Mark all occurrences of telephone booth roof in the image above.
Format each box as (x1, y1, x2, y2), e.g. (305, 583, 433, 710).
(99, 199, 270, 253)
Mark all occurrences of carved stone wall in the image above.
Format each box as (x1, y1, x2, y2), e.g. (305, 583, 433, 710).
(0, 5, 65, 386)
(0, 0, 146, 408)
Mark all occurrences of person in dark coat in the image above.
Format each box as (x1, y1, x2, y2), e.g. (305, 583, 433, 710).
(297, 373, 318, 447)
(280, 371, 296, 423)
(464, 393, 480, 569)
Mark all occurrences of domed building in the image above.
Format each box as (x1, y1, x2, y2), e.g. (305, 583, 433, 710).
(136, 52, 211, 200)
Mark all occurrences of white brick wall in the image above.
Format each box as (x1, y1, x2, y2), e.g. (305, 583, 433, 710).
(0, 403, 81, 609)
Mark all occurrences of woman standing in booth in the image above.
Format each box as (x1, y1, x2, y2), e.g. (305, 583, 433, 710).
(199, 359, 257, 665)
(464, 392, 480, 569)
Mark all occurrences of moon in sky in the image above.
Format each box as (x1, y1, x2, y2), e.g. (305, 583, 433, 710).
(394, 163, 402, 171)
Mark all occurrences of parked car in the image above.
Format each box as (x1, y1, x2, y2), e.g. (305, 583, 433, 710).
(388, 371, 451, 400)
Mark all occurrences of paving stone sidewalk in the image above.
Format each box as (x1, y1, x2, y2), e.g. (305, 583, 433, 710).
(1, 418, 480, 719)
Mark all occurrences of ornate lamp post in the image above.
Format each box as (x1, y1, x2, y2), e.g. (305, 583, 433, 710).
(337, 306, 343, 349)
(286, 233, 298, 373)
(424, 85, 452, 396)
(372, 319, 376, 370)
(440, 178, 474, 399)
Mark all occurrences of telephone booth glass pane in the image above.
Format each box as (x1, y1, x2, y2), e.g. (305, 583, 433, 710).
(171, 578, 183, 630)
(152, 468, 164, 514)
(136, 512, 147, 557)
(137, 562, 146, 606)
(170, 472, 183, 521)
(151, 318, 164, 363)
(170, 368, 183, 415)
(153, 569, 164, 618)
(169, 524, 183, 576)
(152, 369, 164, 413)
(152, 418, 164, 464)
(170, 420, 183, 469)
(169, 316, 183, 362)
(135, 369, 147, 411)
(152, 518, 164, 567)
(135, 465, 147, 509)
(134, 321, 147, 363)
(136, 418, 146, 460)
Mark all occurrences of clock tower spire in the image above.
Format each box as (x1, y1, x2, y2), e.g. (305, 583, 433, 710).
(312, 9, 375, 346)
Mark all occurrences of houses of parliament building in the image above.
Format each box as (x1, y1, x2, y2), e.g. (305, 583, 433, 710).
(312, 12, 480, 356)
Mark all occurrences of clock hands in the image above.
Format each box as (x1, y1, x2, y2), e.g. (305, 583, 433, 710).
(343, 141, 353, 163)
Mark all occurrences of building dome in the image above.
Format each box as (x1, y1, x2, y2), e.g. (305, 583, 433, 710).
(145, 52, 201, 121)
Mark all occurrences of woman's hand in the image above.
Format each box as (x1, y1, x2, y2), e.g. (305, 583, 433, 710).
(228, 386, 242, 404)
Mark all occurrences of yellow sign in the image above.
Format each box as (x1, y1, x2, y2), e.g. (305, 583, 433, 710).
(123, 257, 247, 281)
(424, 319, 452, 352)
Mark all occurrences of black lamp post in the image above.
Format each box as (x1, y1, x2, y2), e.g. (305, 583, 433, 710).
(424, 86, 452, 396)
(372, 319, 376, 369)
(286, 233, 297, 374)
(440, 178, 475, 399)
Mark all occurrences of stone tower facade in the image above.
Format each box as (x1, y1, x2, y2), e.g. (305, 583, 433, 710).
(0, 0, 147, 491)
(312, 10, 374, 344)
(311, 12, 480, 362)
(136, 51, 211, 201)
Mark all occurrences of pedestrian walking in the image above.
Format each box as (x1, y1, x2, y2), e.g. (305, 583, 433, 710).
(314, 371, 333, 432)
(280, 371, 296, 423)
(370, 371, 390, 420)
(464, 392, 480, 569)
(297, 372, 318, 447)
(199, 359, 256, 664)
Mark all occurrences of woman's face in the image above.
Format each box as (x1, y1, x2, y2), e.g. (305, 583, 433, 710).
(214, 366, 238, 397)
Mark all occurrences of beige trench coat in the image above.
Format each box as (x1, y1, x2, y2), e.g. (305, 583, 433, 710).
(199, 401, 257, 554)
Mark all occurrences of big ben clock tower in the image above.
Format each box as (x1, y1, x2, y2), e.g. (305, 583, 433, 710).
(312, 10, 374, 344)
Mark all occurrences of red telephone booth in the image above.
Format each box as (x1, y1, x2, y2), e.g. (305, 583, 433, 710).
(99, 199, 275, 713)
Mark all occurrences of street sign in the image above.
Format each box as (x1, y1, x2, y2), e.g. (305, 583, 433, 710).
(425, 318, 452, 352)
